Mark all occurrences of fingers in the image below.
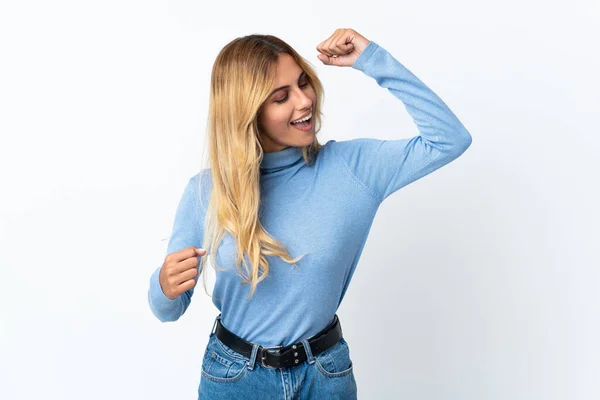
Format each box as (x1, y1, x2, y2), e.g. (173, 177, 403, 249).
(177, 278, 197, 294)
(172, 265, 199, 286)
(171, 253, 201, 274)
(317, 32, 339, 57)
(161, 260, 199, 297)
(167, 277, 197, 299)
(167, 247, 206, 264)
(160, 247, 205, 299)
(317, 29, 354, 57)
(163, 247, 206, 282)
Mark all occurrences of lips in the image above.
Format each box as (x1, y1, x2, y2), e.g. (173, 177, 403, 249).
(291, 117, 313, 131)
(291, 109, 312, 124)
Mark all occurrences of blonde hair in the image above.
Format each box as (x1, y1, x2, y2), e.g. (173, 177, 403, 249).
(196, 34, 326, 300)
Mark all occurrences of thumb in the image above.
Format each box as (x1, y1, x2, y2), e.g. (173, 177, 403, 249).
(317, 53, 342, 66)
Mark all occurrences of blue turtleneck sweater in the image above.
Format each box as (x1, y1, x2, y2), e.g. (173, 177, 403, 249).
(147, 40, 472, 347)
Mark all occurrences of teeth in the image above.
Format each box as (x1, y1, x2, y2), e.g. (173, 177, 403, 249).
(291, 112, 312, 124)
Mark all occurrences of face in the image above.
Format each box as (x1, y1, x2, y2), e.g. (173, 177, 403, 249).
(257, 53, 317, 153)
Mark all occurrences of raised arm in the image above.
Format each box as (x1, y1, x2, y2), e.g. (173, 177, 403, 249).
(329, 40, 472, 203)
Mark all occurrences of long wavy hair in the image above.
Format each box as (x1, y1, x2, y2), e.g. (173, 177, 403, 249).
(196, 34, 326, 300)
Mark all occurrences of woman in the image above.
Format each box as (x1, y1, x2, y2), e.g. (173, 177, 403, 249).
(148, 28, 472, 399)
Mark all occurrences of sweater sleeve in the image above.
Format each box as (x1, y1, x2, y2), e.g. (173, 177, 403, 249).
(147, 175, 203, 322)
(329, 40, 473, 203)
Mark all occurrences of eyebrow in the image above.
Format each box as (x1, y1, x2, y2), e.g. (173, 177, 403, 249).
(270, 71, 306, 97)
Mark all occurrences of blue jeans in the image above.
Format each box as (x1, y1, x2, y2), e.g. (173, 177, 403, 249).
(197, 321, 358, 399)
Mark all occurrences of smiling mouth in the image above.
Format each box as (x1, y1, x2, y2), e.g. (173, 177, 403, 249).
(290, 117, 313, 130)
(291, 116, 311, 124)
(290, 109, 313, 125)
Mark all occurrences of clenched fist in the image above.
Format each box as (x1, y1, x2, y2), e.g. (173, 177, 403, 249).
(316, 28, 370, 67)
(159, 246, 207, 300)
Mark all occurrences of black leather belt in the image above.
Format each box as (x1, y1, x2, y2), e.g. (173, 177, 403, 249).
(213, 314, 343, 369)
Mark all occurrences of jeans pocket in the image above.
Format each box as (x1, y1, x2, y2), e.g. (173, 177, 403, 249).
(201, 334, 248, 383)
(313, 337, 354, 378)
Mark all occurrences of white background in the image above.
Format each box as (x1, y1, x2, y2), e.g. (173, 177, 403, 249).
(1, 1, 598, 399)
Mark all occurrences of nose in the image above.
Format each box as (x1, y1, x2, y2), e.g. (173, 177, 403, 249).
(295, 87, 312, 110)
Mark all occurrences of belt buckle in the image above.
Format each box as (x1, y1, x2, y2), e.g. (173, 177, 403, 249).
(259, 345, 283, 369)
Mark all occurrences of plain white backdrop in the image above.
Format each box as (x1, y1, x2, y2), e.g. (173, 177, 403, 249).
(1, 0, 598, 399)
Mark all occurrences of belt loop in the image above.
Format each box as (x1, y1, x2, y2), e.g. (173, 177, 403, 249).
(246, 343, 260, 370)
(300, 339, 316, 365)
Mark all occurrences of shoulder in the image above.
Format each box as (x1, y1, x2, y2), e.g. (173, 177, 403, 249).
(189, 169, 213, 213)
(324, 137, 386, 163)
(326, 137, 384, 150)
(190, 168, 212, 186)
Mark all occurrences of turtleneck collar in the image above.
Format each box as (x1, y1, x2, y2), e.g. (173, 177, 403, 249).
(260, 146, 304, 173)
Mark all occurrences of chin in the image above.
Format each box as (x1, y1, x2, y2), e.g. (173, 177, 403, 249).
(300, 132, 316, 145)
(280, 131, 315, 148)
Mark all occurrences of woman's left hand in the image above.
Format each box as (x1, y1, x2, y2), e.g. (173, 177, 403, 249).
(316, 29, 370, 67)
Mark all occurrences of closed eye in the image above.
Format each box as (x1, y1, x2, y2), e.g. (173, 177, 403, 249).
(275, 81, 310, 104)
